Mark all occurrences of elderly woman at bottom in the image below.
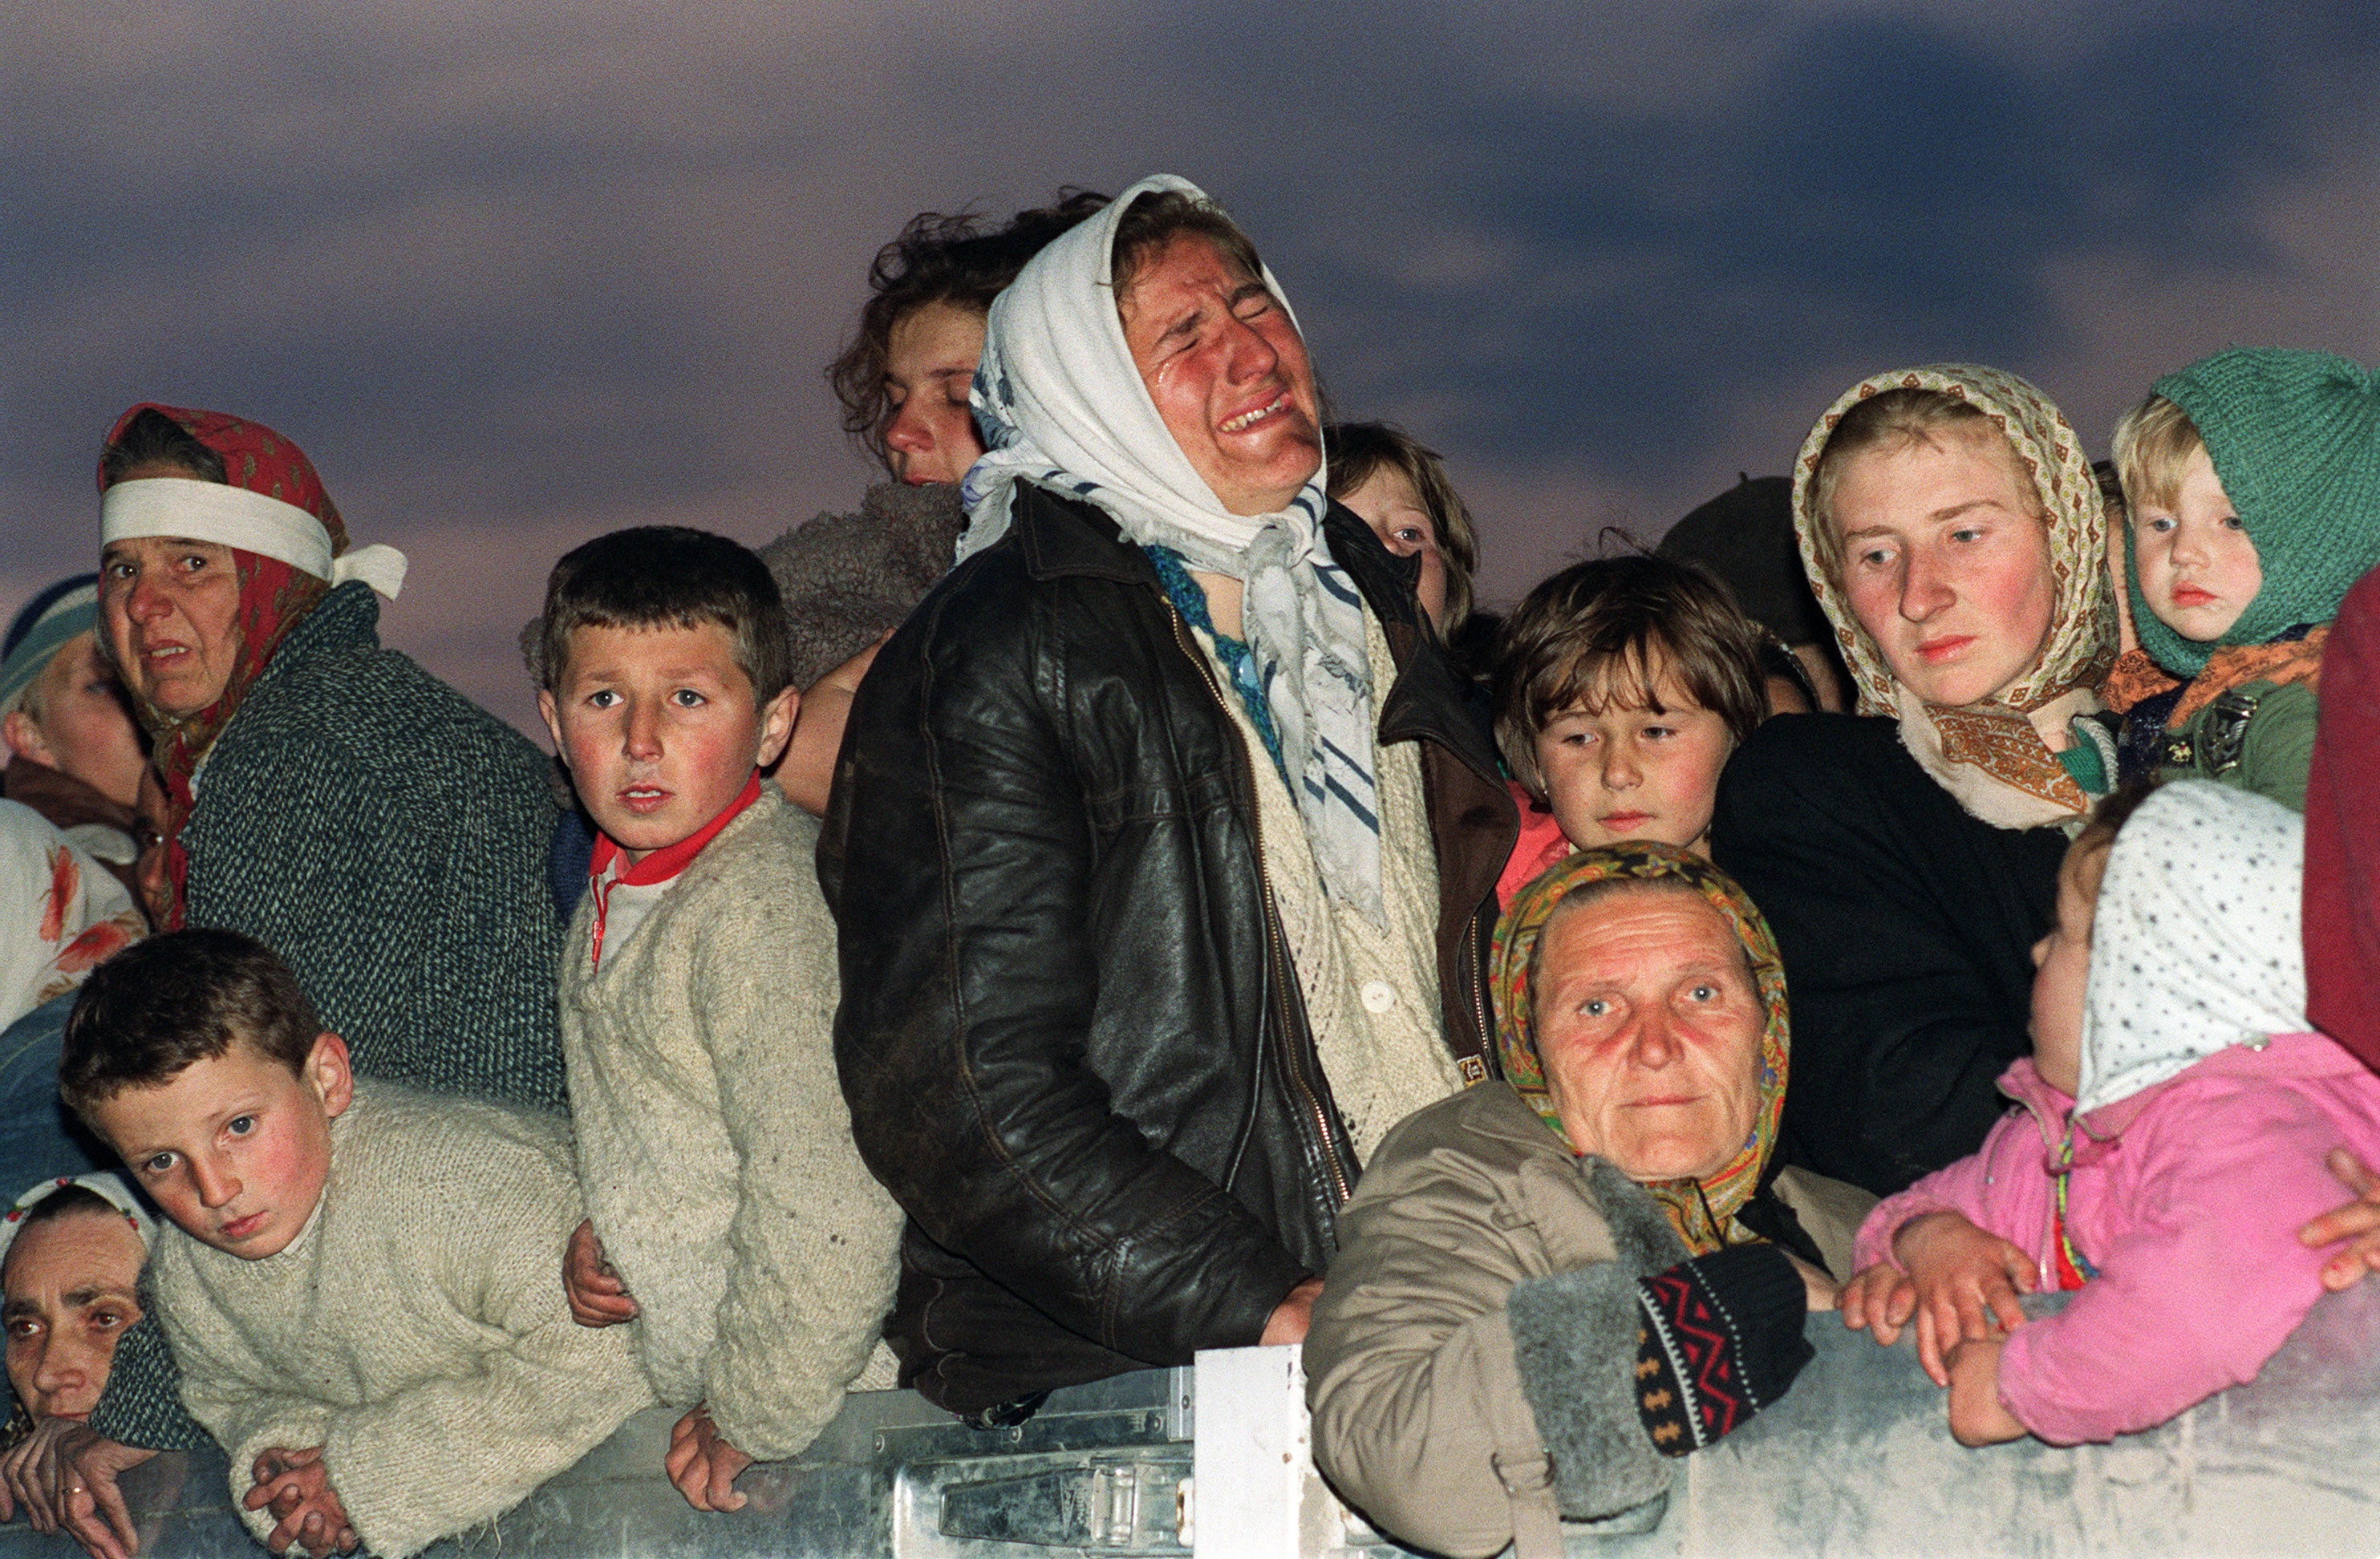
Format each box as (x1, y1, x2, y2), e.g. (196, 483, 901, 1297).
(1305, 845, 1872, 1559)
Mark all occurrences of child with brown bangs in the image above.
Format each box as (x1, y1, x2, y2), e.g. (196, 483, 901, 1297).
(1491, 555, 1773, 906)
(1324, 421, 1482, 642)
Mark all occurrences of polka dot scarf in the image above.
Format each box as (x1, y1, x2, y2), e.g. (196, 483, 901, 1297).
(2077, 780, 2306, 1116)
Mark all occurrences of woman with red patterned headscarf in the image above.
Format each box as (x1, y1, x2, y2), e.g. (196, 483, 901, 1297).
(24, 405, 575, 1512)
(91, 402, 563, 1102)
(95, 407, 401, 923)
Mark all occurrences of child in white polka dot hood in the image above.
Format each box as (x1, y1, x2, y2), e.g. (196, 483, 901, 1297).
(1839, 780, 2380, 1445)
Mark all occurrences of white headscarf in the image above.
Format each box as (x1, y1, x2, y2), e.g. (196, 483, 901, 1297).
(2077, 781, 2306, 1116)
(0, 1173, 157, 1274)
(100, 480, 406, 598)
(959, 174, 1385, 921)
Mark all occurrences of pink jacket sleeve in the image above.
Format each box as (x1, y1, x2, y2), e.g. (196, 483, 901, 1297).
(1995, 1087, 2353, 1445)
(1851, 1111, 2055, 1274)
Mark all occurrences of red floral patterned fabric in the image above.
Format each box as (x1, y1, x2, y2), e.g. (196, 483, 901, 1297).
(98, 405, 345, 928)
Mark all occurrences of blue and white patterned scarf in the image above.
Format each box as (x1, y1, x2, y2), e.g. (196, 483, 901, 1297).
(957, 174, 1386, 922)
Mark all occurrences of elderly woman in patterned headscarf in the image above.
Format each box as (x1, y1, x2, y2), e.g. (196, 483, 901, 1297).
(1709, 365, 2121, 1199)
(1304, 844, 1872, 1559)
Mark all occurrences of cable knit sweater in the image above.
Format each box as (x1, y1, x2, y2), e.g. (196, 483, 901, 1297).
(560, 785, 902, 1460)
(1187, 609, 1459, 1164)
(152, 1083, 650, 1559)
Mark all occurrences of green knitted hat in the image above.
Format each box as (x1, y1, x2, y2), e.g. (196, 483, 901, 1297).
(2130, 348, 2380, 677)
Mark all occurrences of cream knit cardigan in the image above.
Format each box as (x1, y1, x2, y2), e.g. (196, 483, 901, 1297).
(1187, 609, 1462, 1164)
(559, 784, 902, 1461)
(152, 1083, 651, 1559)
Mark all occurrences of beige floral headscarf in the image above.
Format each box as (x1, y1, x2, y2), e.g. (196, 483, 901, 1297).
(1792, 364, 2117, 828)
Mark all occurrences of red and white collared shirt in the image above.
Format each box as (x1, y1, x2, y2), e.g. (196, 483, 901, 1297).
(584, 774, 762, 970)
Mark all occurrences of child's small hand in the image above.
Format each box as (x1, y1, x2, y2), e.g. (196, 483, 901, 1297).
(1892, 1211, 2038, 1387)
(2298, 1148, 2380, 1291)
(562, 1218, 639, 1326)
(665, 1406, 753, 1512)
(244, 1447, 357, 1557)
(1944, 1336, 2026, 1447)
(1839, 1261, 1916, 1341)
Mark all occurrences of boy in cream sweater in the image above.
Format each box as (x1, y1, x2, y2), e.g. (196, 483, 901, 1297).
(59, 929, 650, 1559)
(534, 526, 902, 1511)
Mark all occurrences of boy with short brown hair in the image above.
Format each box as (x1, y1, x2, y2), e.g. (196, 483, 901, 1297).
(61, 929, 647, 1559)
(535, 526, 902, 1512)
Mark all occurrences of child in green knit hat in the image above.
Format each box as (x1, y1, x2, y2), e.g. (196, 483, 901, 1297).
(2102, 347, 2380, 811)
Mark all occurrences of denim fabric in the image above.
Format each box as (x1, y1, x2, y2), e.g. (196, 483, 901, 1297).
(0, 990, 119, 1196)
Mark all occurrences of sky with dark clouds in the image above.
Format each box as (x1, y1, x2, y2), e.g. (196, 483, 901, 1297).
(6, 1, 2374, 734)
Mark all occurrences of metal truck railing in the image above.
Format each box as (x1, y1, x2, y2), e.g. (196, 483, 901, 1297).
(3, 1281, 2375, 1557)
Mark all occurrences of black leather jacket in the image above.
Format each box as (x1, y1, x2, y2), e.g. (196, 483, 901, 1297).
(821, 485, 1514, 1415)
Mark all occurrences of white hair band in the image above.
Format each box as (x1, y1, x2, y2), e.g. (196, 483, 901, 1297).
(100, 478, 407, 599)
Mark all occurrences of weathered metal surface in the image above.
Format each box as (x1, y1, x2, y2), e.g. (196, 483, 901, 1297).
(2, 1282, 2373, 1557)
(1593, 1282, 2380, 1558)
(0, 1369, 1198, 1559)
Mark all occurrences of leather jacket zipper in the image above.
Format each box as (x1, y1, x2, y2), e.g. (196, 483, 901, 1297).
(1462, 918, 1492, 1069)
(1170, 608, 1353, 1209)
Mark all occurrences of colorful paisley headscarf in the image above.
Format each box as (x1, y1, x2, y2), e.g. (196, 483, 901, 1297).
(1792, 364, 2117, 829)
(1492, 842, 1790, 1255)
(95, 405, 352, 928)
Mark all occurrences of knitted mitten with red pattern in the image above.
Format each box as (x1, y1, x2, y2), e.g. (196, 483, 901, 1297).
(1633, 1243, 1815, 1455)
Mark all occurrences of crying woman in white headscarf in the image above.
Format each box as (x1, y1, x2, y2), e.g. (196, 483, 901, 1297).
(1840, 780, 2380, 1448)
(825, 176, 1514, 1417)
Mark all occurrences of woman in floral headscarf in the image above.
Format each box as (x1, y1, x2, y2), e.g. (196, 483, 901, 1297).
(55, 404, 568, 1477)
(1709, 365, 2118, 1199)
(1305, 844, 1871, 1559)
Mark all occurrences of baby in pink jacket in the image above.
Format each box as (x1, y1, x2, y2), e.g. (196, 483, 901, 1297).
(1840, 780, 2380, 1446)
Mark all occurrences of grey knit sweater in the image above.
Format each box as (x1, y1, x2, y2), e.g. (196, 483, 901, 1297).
(756, 482, 966, 690)
(92, 581, 567, 1451)
(561, 788, 900, 1460)
(184, 583, 565, 1100)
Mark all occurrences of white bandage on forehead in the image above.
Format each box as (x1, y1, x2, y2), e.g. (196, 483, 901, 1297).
(99, 478, 407, 599)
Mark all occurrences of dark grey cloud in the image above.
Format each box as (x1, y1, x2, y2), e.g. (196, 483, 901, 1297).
(1218, 2, 2372, 469)
(4, 2, 2370, 727)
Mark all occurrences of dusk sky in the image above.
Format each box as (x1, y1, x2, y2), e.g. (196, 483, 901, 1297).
(6, 2, 2374, 735)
